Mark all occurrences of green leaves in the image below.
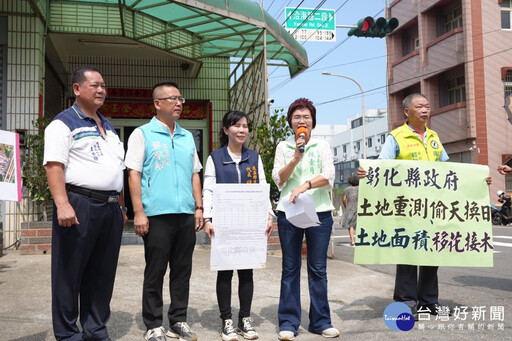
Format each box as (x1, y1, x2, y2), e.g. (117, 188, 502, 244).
(22, 118, 52, 218)
(254, 109, 292, 206)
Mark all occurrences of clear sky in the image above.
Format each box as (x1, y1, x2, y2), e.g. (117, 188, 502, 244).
(251, 0, 389, 126)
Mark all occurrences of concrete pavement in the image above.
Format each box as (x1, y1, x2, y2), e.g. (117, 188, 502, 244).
(0, 241, 510, 340)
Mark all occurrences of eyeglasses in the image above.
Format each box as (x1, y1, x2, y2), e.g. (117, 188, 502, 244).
(157, 96, 186, 103)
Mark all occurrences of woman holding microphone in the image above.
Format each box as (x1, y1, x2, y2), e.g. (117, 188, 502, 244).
(272, 98, 339, 340)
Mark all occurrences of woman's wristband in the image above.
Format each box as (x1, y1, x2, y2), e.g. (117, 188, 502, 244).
(307, 180, 312, 189)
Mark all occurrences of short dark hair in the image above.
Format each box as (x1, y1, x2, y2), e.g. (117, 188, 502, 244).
(219, 110, 251, 147)
(286, 98, 317, 129)
(152, 81, 180, 100)
(348, 175, 359, 186)
(72, 66, 101, 85)
(403, 93, 428, 110)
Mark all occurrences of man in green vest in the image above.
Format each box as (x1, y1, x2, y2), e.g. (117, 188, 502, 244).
(380, 93, 448, 317)
(359, 93, 492, 318)
(359, 93, 448, 318)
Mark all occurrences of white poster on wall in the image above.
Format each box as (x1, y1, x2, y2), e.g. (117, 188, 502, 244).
(0, 130, 22, 201)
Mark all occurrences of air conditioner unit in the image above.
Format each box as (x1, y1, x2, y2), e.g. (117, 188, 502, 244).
(354, 147, 360, 154)
(351, 155, 358, 160)
(375, 145, 382, 152)
(343, 153, 347, 158)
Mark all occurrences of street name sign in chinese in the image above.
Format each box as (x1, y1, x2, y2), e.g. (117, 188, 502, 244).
(355, 159, 493, 267)
(284, 7, 336, 42)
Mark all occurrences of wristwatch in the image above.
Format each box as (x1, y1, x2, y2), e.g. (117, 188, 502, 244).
(120, 206, 128, 212)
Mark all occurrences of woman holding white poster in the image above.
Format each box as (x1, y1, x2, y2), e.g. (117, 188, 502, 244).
(202, 110, 274, 341)
(272, 98, 338, 340)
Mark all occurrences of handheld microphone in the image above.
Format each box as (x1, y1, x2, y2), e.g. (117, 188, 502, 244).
(296, 127, 308, 153)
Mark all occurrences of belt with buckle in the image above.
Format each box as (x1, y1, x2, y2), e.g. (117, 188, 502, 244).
(66, 184, 119, 203)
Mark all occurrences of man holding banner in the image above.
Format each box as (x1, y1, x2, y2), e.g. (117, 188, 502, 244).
(358, 93, 491, 318)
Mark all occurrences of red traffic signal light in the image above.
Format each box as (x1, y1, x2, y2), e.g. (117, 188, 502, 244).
(348, 16, 399, 38)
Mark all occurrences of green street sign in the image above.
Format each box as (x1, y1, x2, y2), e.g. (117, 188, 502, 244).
(285, 7, 336, 42)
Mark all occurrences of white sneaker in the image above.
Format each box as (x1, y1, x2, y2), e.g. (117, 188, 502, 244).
(321, 327, 340, 338)
(145, 326, 167, 341)
(278, 330, 295, 340)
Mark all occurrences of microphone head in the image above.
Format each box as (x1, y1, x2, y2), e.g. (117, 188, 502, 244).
(296, 127, 308, 137)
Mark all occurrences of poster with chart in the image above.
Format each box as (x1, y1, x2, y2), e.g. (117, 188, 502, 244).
(210, 183, 270, 271)
(0, 130, 22, 201)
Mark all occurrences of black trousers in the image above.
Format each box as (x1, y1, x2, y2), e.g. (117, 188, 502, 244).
(142, 214, 196, 329)
(393, 264, 439, 308)
(52, 191, 123, 341)
(216, 269, 254, 321)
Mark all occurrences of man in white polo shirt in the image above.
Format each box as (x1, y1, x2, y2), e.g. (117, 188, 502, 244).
(44, 65, 128, 341)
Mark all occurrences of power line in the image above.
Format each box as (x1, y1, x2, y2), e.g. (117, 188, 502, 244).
(265, 0, 279, 13)
(269, 26, 504, 81)
(314, 45, 512, 107)
(269, 55, 386, 79)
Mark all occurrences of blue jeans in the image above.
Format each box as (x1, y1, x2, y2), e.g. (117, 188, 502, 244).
(277, 211, 334, 335)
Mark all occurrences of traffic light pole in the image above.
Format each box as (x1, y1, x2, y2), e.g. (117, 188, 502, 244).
(336, 25, 357, 29)
(321, 72, 366, 160)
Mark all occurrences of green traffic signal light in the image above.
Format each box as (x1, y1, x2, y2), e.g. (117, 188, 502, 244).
(347, 16, 399, 38)
(384, 17, 399, 33)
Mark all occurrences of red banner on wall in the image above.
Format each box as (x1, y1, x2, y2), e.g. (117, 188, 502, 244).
(68, 87, 209, 119)
(107, 88, 152, 98)
(98, 101, 207, 119)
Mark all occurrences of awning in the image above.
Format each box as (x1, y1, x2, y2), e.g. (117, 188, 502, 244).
(57, 0, 308, 78)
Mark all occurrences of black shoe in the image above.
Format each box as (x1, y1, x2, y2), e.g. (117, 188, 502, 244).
(410, 305, 418, 321)
(221, 319, 238, 341)
(237, 317, 258, 340)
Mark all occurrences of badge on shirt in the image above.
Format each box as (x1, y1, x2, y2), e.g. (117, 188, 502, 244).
(430, 140, 439, 149)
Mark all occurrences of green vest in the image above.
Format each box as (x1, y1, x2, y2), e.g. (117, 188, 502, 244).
(390, 122, 443, 161)
(276, 139, 334, 212)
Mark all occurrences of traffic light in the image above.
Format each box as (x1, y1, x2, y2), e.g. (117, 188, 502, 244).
(347, 16, 399, 38)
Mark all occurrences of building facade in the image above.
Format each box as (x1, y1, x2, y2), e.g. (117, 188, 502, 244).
(0, 0, 308, 249)
(331, 109, 388, 189)
(386, 0, 512, 195)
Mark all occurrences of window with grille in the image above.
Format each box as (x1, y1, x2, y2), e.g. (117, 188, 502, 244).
(367, 137, 372, 148)
(448, 75, 466, 105)
(351, 117, 362, 129)
(444, 6, 463, 33)
(502, 0, 512, 29)
(505, 70, 512, 97)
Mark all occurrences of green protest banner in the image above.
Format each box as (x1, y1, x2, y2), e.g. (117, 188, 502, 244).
(355, 159, 493, 267)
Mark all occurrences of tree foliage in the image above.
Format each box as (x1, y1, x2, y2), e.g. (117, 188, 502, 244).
(23, 117, 52, 220)
(254, 109, 292, 206)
